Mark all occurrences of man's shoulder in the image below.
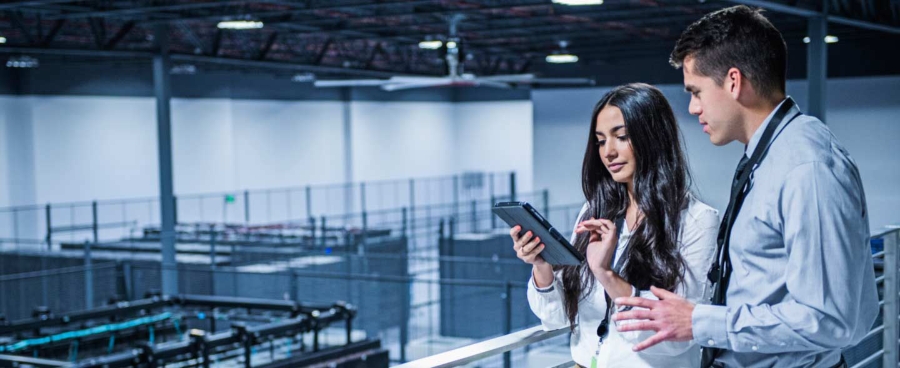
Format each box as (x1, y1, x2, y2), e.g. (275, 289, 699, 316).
(768, 113, 836, 168)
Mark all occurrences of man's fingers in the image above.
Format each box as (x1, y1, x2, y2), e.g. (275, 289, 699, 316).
(650, 286, 681, 300)
(615, 296, 658, 309)
(614, 309, 653, 322)
(632, 331, 669, 352)
(615, 320, 658, 333)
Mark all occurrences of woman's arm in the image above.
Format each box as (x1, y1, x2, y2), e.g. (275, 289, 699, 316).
(527, 268, 570, 330)
(615, 206, 719, 355)
(577, 218, 636, 300)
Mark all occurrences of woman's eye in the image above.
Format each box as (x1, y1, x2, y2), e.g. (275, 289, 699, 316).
(617, 135, 628, 142)
(597, 140, 606, 146)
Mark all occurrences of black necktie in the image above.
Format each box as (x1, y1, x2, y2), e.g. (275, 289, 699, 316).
(701, 98, 797, 368)
(702, 155, 752, 367)
(731, 156, 750, 195)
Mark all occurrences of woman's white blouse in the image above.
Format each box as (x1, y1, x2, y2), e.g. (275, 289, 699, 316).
(527, 196, 719, 368)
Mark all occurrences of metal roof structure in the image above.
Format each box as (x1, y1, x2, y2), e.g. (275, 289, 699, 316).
(0, 0, 898, 79)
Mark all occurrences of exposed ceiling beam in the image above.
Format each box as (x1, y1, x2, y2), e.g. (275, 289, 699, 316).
(39, 19, 65, 46)
(0, 0, 76, 11)
(0, 46, 424, 78)
(727, 0, 900, 34)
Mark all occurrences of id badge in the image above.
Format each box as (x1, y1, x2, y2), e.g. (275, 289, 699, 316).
(590, 340, 602, 368)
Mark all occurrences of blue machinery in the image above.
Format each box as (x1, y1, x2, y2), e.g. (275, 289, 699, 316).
(0, 294, 388, 368)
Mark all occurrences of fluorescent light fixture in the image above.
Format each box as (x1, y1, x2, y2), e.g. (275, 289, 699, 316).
(217, 20, 264, 30)
(418, 40, 443, 49)
(170, 64, 197, 75)
(6, 55, 39, 68)
(546, 54, 579, 63)
(552, 0, 603, 5)
(446, 41, 458, 49)
(0, 37, 6, 44)
(803, 35, 839, 44)
(291, 73, 316, 83)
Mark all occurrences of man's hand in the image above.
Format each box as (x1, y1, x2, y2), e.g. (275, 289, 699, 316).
(614, 286, 696, 351)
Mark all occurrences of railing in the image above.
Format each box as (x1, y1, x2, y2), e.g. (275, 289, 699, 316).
(0, 171, 518, 248)
(854, 226, 900, 368)
(400, 226, 900, 368)
(394, 325, 569, 368)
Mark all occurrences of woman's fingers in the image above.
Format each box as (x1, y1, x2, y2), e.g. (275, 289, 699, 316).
(579, 218, 613, 234)
(522, 245, 545, 262)
(522, 236, 542, 254)
(509, 226, 521, 240)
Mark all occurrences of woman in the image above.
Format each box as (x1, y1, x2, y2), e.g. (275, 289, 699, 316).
(510, 83, 718, 367)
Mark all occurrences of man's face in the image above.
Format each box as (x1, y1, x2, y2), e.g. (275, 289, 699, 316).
(683, 57, 742, 146)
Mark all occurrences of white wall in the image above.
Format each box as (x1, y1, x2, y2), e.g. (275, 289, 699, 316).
(532, 76, 900, 232)
(0, 97, 37, 206)
(231, 100, 347, 190)
(1, 96, 532, 215)
(455, 101, 534, 194)
(171, 99, 237, 195)
(30, 96, 159, 204)
(0, 96, 11, 208)
(351, 101, 457, 182)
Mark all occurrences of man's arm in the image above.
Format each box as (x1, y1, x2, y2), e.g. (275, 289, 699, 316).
(616, 161, 878, 353)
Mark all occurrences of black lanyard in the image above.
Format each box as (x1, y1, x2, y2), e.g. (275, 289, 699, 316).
(597, 217, 629, 341)
(707, 97, 798, 306)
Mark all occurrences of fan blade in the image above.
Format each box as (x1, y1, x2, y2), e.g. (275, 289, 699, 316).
(478, 74, 535, 82)
(388, 76, 450, 83)
(518, 78, 596, 85)
(314, 79, 389, 87)
(382, 80, 453, 91)
(473, 80, 512, 89)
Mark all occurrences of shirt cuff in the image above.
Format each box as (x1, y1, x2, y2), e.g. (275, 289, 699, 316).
(531, 276, 555, 293)
(692, 304, 729, 349)
(616, 285, 639, 312)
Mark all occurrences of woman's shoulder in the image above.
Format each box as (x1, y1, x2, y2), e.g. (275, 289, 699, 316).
(683, 195, 720, 231)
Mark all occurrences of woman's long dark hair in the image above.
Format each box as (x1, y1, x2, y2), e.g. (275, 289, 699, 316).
(560, 83, 692, 329)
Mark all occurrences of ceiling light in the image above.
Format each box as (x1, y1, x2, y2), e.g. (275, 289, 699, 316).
(419, 40, 443, 49)
(217, 20, 264, 30)
(170, 64, 197, 75)
(546, 54, 579, 63)
(291, 73, 316, 83)
(446, 41, 458, 49)
(6, 55, 39, 68)
(0, 37, 6, 44)
(803, 35, 839, 44)
(552, 0, 604, 5)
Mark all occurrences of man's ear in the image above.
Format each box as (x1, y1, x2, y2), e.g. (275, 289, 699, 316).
(726, 67, 742, 100)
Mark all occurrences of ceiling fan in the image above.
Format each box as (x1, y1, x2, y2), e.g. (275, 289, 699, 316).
(314, 15, 595, 91)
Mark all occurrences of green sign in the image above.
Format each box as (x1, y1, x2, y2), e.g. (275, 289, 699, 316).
(225, 194, 235, 203)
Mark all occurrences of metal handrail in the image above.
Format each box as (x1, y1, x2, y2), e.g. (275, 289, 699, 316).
(394, 325, 569, 368)
(398, 226, 900, 368)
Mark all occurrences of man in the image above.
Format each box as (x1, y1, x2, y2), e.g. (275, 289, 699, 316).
(613, 5, 878, 368)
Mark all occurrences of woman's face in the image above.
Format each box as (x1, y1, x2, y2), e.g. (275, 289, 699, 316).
(594, 105, 635, 185)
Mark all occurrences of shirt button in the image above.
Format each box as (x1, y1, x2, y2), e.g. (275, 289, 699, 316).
(752, 346, 758, 351)
(708, 339, 716, 346)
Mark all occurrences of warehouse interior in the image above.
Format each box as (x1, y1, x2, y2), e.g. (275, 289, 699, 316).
(0, 1, 898, 367)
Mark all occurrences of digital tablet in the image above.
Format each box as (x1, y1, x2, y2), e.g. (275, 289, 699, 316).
(492, 201, 585, 266)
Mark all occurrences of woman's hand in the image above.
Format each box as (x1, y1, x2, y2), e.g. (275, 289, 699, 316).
(510, 225, 547, 267)
(510, 226, 554, 288)
(576, 218, 618, 277)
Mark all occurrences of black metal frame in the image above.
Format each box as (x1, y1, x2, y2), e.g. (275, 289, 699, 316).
(0, 0, 896, 78)
(0, 294, 357, 368)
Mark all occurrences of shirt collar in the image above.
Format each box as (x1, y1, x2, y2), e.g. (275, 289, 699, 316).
(744, 97, 789, 159)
